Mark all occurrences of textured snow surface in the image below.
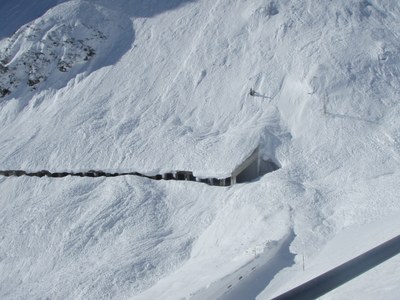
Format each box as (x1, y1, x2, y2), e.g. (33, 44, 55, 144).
(1, 0, 400, 299)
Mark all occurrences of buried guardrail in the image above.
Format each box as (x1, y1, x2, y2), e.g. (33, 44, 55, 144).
(0, 147, 280, 186)
(272, 234, 400, 300)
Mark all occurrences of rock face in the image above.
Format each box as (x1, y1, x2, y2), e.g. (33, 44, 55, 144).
(0, 0, 130, 98)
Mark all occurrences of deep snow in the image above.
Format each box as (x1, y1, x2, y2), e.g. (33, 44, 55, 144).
(1, 0, 400, 299)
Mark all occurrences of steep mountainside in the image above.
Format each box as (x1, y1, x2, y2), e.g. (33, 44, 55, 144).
(1, 0, 400, 299)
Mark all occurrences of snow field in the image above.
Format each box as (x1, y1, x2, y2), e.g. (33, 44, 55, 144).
(1, 0, 400, 299)
(0, 177, 222, 298)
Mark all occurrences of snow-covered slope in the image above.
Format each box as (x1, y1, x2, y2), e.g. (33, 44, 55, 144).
(0, 1, 131, 99)
(1, 0, 400, 299)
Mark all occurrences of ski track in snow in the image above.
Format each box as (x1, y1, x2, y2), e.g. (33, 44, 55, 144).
(1, 0, 400, 299)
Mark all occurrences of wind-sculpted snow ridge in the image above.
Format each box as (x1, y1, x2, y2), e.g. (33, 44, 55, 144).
(0, 0, 132, 98)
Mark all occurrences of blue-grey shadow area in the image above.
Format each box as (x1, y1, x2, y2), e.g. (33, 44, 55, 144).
(272, 233, 400, 300)
(0, 0, 197, 39)
(93, 0, 197, 18)
(0, 0, 64, 39)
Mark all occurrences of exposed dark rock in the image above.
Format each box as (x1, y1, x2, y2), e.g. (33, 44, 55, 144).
(267, 2, 279, 16)
(0, 63, 8, 74)
(0, 87, 11, 97)
(57, 61, 70, 72)
(28, 78, 41, 86)
(83, 46, 95, 61)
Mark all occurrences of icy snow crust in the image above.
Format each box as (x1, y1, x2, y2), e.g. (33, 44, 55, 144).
(1, 0, 400, 299)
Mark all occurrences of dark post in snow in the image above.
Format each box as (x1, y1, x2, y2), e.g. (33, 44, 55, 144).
(249, 88, 255, 96)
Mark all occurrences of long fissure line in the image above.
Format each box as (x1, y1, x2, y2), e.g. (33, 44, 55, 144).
(0, 169, 232, 186)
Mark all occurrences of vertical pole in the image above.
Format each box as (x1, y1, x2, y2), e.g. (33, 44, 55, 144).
(258, 146, 261, 176)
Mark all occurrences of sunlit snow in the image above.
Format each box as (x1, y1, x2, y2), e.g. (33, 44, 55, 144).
(1, 0, 400, 299)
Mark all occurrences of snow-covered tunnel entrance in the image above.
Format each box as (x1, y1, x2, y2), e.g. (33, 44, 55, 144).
(232, 146, 280, 184)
